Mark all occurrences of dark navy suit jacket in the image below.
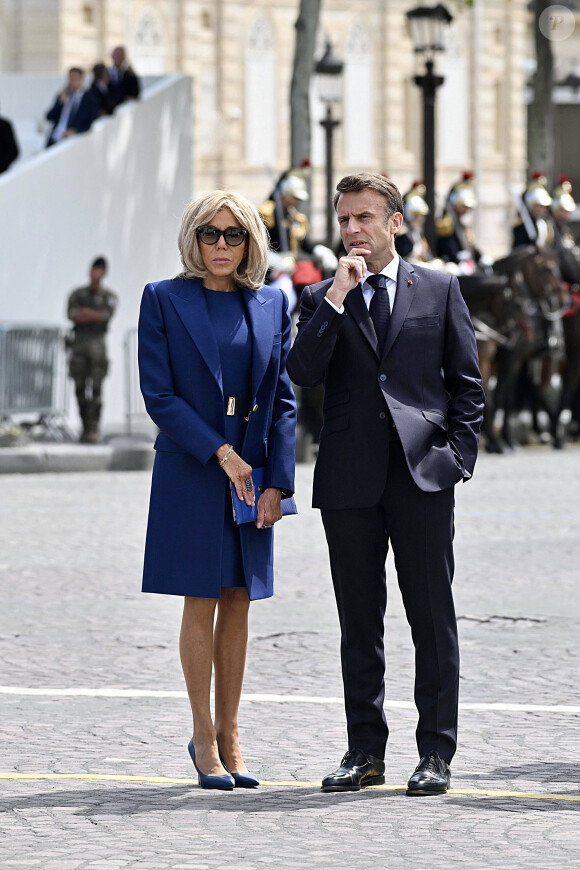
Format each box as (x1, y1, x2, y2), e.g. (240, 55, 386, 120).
(46, 91, 99, 145)
(287, 258, 484, 507)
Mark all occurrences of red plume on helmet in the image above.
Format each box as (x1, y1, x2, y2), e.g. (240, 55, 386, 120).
(447, 171, 476, 209)
(552, 176, 576, 213)
(524, 172, 551, 208)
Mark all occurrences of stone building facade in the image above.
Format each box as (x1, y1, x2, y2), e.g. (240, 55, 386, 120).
(0, 0, 540, 256)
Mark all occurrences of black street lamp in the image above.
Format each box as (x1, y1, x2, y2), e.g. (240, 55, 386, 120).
(406, 4, 453, 249)
(315, 40, 344, 247)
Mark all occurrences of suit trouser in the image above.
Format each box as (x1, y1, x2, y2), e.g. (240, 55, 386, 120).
(321, 440, 459, 764)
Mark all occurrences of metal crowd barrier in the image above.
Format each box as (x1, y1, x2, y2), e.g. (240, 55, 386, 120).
(123, 327, 151, 435)
(0, 323, 74, 440)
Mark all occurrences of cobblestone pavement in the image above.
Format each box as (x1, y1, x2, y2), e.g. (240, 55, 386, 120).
(0, 446, 579, 869)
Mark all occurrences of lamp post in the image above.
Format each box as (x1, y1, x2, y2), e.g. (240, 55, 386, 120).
(406, 4, 453, 250)
(315, 40, 344, 247)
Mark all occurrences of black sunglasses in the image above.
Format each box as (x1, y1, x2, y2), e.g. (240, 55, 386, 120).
(196, 225, 248, 247)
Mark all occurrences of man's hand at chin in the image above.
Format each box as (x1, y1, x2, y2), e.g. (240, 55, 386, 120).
(325, 248, 371, 309)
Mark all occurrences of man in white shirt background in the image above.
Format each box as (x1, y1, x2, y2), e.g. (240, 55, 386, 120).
(45, 68, 97, 147)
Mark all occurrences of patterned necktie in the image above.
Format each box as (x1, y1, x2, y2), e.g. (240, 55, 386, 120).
(367, 273, 391, 352)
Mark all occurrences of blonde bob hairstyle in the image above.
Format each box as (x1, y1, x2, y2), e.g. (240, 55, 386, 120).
(177, 190, 269, 290)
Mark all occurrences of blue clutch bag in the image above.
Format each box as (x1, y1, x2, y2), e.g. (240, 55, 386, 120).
(230, 467, 297, 525)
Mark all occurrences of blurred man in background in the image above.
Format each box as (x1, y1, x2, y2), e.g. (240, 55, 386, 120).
(260, 170, 338, 277)
(0, 103, 19, 173)
(108, 47, 141, 108)
(512, 171, 553, 251)
(87, 63, 115, 118)
(67, 257, 118, 443)
(549, 176, 580, 445)
(45, 68, 98, 147)
(436, 171, 483, 273)
(395, 180, 432, 264)
(550, 176, 580, 287)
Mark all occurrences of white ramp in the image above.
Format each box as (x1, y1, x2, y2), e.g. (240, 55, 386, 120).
(0, 74, 192, 435)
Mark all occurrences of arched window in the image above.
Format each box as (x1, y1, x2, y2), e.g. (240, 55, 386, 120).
(132, 4, 167, 75)
(245, 18, 277, 167)
(344, 23, 374, 166)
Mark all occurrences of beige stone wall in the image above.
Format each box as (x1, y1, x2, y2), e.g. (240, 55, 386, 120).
(0, 0, 61, 72)
(468, 0, 530, 256)
(0, 0, 543, 256)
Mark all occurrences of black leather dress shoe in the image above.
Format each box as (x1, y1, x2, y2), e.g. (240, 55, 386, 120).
(406, 751, 451, 796)
(321, 749, 385, 792)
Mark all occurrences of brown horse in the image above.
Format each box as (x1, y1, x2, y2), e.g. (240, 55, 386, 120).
(459, 248, 563, 452)
(458, 272, 513, 453)
(490, 247, 570, 448)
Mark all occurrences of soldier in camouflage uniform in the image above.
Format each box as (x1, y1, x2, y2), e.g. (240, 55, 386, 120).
(67, 256, 118, 443)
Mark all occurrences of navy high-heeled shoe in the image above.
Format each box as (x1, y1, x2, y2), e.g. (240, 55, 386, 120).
(188, 740, 234, 790)
(219, 752, 260, 788)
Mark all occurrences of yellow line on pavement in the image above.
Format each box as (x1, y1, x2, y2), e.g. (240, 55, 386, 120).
(0, 773, 579, 802)
(446, 787, 580, 802)
(0, 773, 199, 784)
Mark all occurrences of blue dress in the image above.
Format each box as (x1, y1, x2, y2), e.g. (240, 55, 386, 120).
(203, 287, 253, 589)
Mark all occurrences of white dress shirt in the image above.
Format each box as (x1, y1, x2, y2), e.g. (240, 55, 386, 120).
(325, 253, 400, 315)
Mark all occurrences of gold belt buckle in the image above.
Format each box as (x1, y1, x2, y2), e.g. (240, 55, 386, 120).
(226, 396, 236, 416)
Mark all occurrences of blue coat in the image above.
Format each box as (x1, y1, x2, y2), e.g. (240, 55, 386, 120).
(138, 277, 297, 601)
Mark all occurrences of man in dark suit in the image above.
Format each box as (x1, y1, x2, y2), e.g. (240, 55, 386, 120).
(108, 46, 141, 108)
(87, 63, 115, 118)
(45, 68, 99, 147)
(0, 104, 19, 173)
(287, 172, 484, 796)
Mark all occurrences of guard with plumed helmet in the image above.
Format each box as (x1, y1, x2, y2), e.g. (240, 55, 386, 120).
(512, 171, 554, 250)
(395, 180, 433, 263)
(436, 171, 482, 272)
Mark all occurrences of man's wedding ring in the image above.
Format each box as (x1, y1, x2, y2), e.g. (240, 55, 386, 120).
(245, 478, 253, 492)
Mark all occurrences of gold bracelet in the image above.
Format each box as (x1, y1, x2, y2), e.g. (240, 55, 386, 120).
(218, 446, 234, 468)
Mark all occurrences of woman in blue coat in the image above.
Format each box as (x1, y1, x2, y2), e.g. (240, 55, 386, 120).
(138, 190, 296, 790)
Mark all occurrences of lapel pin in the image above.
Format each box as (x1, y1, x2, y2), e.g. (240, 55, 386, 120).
(408, 279, 413, 285)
